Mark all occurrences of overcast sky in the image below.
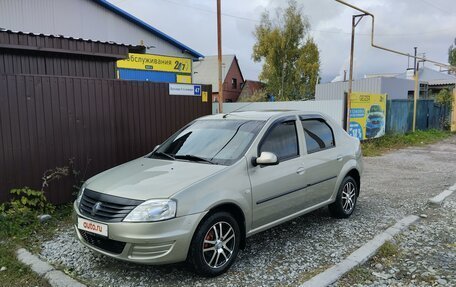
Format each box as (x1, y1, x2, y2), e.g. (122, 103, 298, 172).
(110, 0, 456, 83)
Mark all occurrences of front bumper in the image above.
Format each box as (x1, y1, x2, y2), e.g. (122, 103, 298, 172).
(73, 201, 206, 265)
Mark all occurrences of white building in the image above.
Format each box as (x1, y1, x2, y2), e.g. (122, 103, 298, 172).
(0, 0, 203, 60)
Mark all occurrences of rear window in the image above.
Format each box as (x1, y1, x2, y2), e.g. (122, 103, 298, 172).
(301, 119, 335, 154)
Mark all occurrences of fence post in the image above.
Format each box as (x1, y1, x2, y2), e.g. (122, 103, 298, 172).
(452, 88, 456, 132)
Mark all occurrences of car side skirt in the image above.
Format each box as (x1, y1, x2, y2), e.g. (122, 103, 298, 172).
(246, 198, 334, 237)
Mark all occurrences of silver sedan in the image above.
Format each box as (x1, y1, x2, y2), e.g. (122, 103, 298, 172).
(73, 110, 363, 277)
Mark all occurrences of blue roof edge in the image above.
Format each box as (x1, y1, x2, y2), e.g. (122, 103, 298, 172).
(94, 0, 204, 59)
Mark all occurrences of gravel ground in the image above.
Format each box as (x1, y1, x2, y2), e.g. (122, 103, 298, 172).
(335, 193, 455, 287)
(40, 136, 456, 287)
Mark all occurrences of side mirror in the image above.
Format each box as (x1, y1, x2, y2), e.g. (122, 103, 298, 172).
(152, 145, 160, 153)
(252, 152, 279, 166)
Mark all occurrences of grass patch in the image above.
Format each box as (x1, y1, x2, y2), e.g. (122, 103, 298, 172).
(361, 129, 453, 157)
(377, 241, 399, 258)
(0, 204, 73, 287)
(337, 266, 373, 286)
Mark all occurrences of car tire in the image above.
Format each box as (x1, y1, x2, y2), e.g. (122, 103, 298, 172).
(329, 176, 358, 219)
(188, 211, 241, 277)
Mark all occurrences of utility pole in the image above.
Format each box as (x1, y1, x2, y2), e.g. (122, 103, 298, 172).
(281, 61, 286, 100)
(217, 0, 223, 113)
(347, 14, 366, 131)
(412, 47, 418, 132)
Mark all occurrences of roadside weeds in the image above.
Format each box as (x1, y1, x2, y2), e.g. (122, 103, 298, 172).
(361, 129, 453, 157)
(0, 204, 73, 287)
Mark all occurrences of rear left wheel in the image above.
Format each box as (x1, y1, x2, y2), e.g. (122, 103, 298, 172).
(188, 212, 240, 277)
(329, 176, 358, 218)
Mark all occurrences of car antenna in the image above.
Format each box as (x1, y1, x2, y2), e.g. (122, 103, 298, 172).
(222, 102, 255, 118)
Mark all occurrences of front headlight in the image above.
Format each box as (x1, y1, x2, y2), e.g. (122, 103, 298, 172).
(75, 184, 86, 207)
(123, 199, 177, 222)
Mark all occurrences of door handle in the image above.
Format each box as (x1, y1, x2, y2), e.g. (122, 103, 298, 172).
(296, 167, 306, 175)
(336, 155, 343, 161)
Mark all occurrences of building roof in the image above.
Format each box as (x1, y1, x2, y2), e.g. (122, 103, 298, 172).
(237, 80, 266, 101)
(0, 29, 139, 59)
(395, 66, 456, 85)
(94, 0, 203, 58)
(192, 55, 244, 92)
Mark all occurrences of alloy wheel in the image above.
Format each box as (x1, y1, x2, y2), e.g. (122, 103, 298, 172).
(341, 181, 356, 213)
(202, 221, 236, 269)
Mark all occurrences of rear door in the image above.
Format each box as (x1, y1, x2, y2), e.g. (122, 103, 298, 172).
(299, 117, 343, 206)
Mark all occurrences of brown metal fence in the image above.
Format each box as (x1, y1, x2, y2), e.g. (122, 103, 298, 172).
(0, 74, 212, 204)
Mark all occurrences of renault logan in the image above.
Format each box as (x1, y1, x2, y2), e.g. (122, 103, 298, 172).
(74, 111, 363, 276)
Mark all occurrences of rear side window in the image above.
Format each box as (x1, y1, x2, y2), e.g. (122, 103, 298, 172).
(301, 119, 335, 154)
(259, 121, 299, 161)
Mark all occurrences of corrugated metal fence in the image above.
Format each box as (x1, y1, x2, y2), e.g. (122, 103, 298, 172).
(0, 74, 211, 204)
(386, 99, 450, 134)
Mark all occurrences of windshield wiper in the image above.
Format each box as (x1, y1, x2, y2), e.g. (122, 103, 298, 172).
(152, 151, 175, 160)
(174, 154, 216, 164)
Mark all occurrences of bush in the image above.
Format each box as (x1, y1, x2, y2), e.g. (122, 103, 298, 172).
(0, 187, 55, 238)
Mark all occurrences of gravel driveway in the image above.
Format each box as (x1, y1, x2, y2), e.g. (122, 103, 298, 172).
(335, 193, 455, 287)
(40, 136, 456, 287)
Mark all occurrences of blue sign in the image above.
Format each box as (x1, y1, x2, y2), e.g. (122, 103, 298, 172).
(194, 85, 201, 96)
(349, 121, 363, 140)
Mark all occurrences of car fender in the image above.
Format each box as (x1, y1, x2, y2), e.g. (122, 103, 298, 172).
(330, 158, 362, 201)
(172, 158, 253, 232)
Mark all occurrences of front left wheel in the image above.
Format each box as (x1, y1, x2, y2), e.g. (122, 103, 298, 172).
(187, 211, 241, 277)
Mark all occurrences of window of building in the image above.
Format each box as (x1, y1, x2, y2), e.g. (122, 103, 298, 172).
(231, 78, 237, 89)
(259, 120, 299, 161)
(301, 119, 335, 154)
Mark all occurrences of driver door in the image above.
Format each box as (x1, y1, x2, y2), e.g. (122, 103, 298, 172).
(248, 117, 308, 229)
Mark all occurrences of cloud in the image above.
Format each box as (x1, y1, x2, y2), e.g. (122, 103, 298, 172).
(110, 0, 456, 82)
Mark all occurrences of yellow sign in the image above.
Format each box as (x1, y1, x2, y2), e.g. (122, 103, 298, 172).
(202, 91, 208, 102)
(349, 93, 387, 140)
(176, 74, 192, 84)
(117, 53, 192, 74)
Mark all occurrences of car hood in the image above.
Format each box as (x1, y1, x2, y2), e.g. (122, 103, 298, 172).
(85, 157, 226, 201)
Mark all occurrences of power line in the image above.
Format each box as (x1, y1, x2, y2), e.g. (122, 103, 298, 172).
(156, 0, 453, 37)
(416, 0, 447, 13)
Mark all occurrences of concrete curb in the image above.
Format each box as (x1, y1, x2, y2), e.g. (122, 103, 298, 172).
(429, 189, 454, 205)
(16, 248, 86, 287)
(299, 215, 420, 287)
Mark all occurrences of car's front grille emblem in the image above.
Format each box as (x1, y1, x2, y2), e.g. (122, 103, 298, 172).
(79, 189, 143, 222)
(91, 202, 102, 216)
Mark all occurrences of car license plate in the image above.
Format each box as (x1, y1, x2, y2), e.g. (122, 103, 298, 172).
(78, 217, 108, 237)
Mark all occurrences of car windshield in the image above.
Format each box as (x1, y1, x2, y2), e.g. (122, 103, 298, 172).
(151, 119, 265, 166)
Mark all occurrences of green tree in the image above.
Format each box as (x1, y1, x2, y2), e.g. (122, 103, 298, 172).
(252, 0, 320, 101)
(449, 38, 456, 74)
(435, 88, 453, 109)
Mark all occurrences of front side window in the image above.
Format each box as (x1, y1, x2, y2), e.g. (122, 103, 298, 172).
(259, 120, 299, 161)
(301, 119, 335, 154)
(152, 120, 264, 165)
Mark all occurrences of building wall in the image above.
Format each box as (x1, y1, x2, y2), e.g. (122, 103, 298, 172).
(315, 77, 414, 101)
(316, 78, 382, 100)
(0, 0, 195, 59)
(380, 77, 415, 100)
(218, 60, 243, 102)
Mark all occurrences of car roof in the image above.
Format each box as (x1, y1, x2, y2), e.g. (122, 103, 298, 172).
(200, 110, 327, 121)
